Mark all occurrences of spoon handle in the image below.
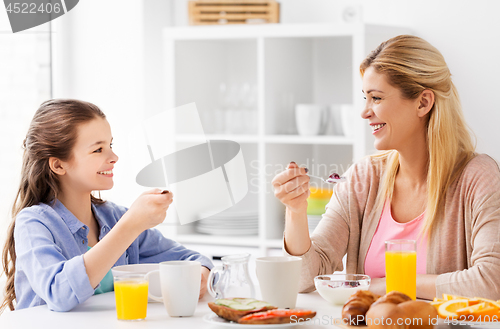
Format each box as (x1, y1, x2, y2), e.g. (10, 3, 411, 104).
(308, 174, 346, 184)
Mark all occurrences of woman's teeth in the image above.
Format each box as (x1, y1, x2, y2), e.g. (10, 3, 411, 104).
(98, 170, 112, 175)
(372, 123, 386, 131)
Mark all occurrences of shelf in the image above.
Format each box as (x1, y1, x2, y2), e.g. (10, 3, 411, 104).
(174, 134, 354, 145)
(175, 134, 259, 143)
(265, 135, 354, 145)
(176, 234, 282, 248)
(164, 23, 361, 40)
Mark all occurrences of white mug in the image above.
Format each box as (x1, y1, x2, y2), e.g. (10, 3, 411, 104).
(146, 261, 201, 317)
(255, 256, 302, 309)
(295, 104, 328, 136)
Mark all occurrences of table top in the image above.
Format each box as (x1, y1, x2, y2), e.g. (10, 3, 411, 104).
(0, 291, 343, 329)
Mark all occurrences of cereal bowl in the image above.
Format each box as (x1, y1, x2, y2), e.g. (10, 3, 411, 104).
(314, 274, 371, 305)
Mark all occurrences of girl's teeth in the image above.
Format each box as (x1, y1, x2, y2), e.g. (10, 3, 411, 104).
(98, 170, 112, 175)
(372, 123, 386, 131)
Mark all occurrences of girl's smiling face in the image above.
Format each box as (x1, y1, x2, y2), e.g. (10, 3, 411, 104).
(361, 66, 425, 152)
(59, 117, 118, 193)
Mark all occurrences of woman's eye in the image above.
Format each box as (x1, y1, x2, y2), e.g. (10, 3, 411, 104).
(110, 143, 113, 149)
(93, 147, 103, 153)
(372, 96, 381, 101)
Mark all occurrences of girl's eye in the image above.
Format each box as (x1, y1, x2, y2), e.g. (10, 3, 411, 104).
(110, 143, 113, 149)
(93, 147, 102, 153)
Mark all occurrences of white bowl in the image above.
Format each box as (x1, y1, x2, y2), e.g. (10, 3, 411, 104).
(314, 274, 371, 305)
(112, 264, 160, 302)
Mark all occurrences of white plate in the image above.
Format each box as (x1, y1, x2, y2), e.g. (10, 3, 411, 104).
(196, 226, 259, 236)
(202, 313, 300, 328)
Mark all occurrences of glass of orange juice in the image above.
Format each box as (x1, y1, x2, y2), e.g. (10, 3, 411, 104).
(385, 239, 416, 300)
(112, 272, 149, 321)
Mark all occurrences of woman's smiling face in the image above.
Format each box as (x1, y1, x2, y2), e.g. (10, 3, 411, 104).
(361, 66, 424, 152)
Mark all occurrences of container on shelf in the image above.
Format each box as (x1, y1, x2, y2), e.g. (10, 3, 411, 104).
(188, 0, 280, 26)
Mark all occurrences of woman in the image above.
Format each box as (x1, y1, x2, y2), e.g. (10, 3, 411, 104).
(272, 35, 500, 300)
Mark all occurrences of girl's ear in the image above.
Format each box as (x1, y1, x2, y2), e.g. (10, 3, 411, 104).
(417, 89, 435, 118)
(49, 157, 66, 175)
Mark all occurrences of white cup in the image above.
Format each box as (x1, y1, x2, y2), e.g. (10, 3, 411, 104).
(146, 261, 201, 317)
(295, 104, 328, 136)
(255, 256, 302, 309)
(339, 104, 354, 137)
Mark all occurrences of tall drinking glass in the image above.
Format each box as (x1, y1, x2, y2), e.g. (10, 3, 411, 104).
(385, 239, 416, 300)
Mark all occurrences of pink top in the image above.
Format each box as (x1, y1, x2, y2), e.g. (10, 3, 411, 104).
(364, 199, 427, 278)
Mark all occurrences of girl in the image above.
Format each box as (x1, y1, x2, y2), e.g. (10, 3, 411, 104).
(272, 35, 500, 299)
(1, 99, 213, 312)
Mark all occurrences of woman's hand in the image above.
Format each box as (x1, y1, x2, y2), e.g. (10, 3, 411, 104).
(369, 277, 387, 296)
(199, 266, 211, 299)
(271, 162, 310, 214)
(125, 189, 174, 233)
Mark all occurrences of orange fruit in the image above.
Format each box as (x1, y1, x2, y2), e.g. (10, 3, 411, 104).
(456, 302, 488, 318)
(431, 300, 445, 308)
(473, 297, 500, 309)
(438, 299, 469, 319)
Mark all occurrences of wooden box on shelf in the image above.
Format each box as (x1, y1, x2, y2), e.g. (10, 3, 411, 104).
(188, 0, 280, 25)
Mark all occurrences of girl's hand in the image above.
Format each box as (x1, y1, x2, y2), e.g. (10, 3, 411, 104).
(199, 266, 211, 299)
(271, 162, 310, 214)
(125, 189, 174, 233)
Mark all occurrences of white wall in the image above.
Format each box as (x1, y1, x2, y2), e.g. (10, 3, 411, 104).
(53, 0, 150, 207)
(291, 0, 500, 160)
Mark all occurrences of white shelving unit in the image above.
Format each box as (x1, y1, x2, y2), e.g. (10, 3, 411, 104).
(158, 23, 411, 256)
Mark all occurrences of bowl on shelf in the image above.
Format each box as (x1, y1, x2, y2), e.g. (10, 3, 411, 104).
(314, 274, 370, 305)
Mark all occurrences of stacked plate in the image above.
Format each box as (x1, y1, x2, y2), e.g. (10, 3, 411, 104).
(308, 215, 322, 233)
(195, 210, 259, 236)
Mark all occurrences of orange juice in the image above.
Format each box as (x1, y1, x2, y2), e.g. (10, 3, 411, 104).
(114, 280, 149, 320)
(385, 251, 416, 300)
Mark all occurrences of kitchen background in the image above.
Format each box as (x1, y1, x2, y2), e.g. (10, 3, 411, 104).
(1, 0, 499, 298)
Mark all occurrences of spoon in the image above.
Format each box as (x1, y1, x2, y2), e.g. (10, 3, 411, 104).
(308, 173, 347, 184)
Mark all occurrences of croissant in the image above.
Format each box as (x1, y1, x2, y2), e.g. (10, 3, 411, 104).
(341, 290, 381, 325)
(371, 291, 412, 308)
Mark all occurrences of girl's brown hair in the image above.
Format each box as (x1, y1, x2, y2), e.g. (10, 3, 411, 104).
(1, 99, 106, 313)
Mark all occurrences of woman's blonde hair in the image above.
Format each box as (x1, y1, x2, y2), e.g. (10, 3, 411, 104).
(360, 35, 475, 235)
(0, 99, 106, 313)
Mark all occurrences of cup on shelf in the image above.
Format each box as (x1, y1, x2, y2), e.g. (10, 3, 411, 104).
(339, 104, 355, 137)
(327, 105, 345, 136)
(295, 104, 328, 136)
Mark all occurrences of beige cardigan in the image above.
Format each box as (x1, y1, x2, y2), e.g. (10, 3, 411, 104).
(293, 154, 500, 299)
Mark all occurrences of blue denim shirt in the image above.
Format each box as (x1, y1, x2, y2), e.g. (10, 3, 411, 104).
(13, 200, 213, 311)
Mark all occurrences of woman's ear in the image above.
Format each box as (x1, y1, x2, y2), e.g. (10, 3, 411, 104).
(49, 157, 66, 175)
(417, 89, 435, 118)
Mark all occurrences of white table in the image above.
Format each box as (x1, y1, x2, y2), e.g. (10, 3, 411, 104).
(0, 291, 342, 329)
